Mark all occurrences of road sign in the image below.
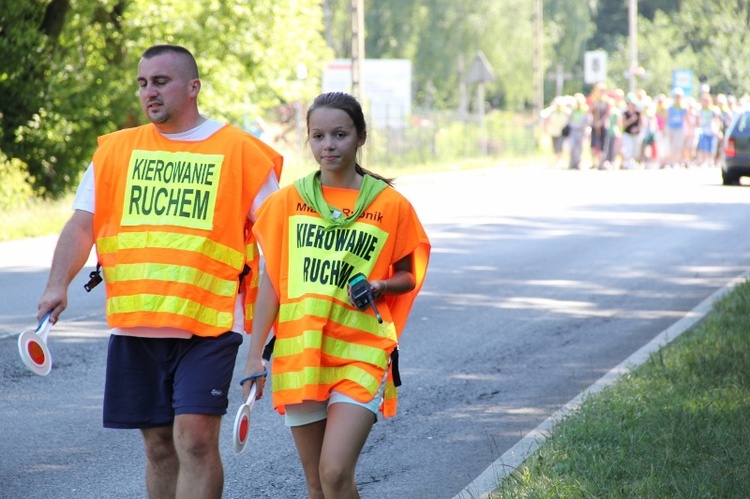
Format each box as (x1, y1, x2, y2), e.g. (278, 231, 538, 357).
(466, 50, 496, 84)
(584, 50, 607, 84)
(672, 69, 693, 97)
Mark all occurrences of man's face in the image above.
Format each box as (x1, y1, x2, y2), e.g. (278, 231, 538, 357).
(137, 52, 198, 132)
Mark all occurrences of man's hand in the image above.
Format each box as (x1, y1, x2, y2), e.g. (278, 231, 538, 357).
(37, 286, 68, 324)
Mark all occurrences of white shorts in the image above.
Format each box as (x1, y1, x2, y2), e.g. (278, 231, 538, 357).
(284, 375, 387, 427)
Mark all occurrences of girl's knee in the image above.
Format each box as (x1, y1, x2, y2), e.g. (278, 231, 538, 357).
(319, 459, 355, 492)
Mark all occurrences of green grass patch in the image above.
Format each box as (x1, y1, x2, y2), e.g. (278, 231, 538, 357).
(493, 279, 750, 498)
(0, 194, 75, 242)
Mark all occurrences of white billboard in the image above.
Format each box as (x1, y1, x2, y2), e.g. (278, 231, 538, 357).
(322, 59, 412, 128)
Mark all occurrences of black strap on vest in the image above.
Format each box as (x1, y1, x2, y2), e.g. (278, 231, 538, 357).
(238, 264, 251, 289)
(84, 263, 103, 292)
(391, 347, 402, 387)
(85, 263, 250, 292)
(262, 335, 276, 361)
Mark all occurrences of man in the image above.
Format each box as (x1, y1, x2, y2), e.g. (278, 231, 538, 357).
(37, 45, 282, 499)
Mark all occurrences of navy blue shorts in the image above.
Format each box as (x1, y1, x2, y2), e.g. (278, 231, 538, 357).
(103, 331, 242, 429)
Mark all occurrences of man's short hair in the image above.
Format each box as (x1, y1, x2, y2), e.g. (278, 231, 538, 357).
(141, 45, 199, 79)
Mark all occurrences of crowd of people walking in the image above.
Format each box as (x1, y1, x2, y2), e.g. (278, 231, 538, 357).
(541, 82, 747, 170)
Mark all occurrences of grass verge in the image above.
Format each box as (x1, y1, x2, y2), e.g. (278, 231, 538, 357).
(0, 194, 75, 242)
(493, 278, 750, 498)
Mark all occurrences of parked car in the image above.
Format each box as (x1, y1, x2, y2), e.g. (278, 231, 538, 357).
(722, 110, 750, 185)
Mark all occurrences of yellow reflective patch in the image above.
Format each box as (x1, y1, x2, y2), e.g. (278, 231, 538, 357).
(279, 297, 395, 340)
(107, 294, 234, 329)
(245, 242, 258, 260)
(273, 329, 323, 357)
(274, 329, 389, 367)
(97, 231, 243, 270)
(323, 334, 389, 365)
(102, 263, 237, 297)
(384, 380, 397, 400)
(383, 381, 398, 401)
(287, 215, 388, 300)
(329, 301, 396, 340)
(279, 297, 332, 323)
(122, 150, 223, 230)
(274, 365, 380, 394)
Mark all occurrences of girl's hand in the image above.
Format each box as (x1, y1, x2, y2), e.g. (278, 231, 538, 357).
(371, 279, 387, 299)
(240, 359, 267, 400)
(347, 278, 387, 307)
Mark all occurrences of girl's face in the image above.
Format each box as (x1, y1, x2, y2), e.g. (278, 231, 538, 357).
(308, 107, 365, 175)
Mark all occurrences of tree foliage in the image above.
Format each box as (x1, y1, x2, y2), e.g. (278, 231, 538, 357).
(670, 0, 750, 96)
(594, 0, 750, 99)
(587, 0, 681, 54)
(0, 0, 329, 197)
(4, 0, 750, 198)
(543, 0, 595, 97)
(360, 0, 535, 111)
(0, 0, 75, 196)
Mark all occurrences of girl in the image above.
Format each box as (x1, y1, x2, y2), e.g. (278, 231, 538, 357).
(241, 92, 430, 498)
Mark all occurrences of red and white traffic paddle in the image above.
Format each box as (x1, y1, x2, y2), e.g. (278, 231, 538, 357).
(232, 383, 258, 453)
(18, 312, 54, 376)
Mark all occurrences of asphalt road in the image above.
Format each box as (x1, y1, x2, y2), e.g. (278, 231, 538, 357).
(1, 165, 748, 498)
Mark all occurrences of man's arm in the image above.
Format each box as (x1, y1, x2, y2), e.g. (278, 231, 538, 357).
(37, 210, 95, 323)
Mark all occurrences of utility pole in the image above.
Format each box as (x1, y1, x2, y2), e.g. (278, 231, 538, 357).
(466, 51, 496, 157)
(628, 0, 638, 93)
(532, 0, 544, 142)
(547, 63, 572, 97)
(351, 0, 365, 104)
(457, 2, 468, 121)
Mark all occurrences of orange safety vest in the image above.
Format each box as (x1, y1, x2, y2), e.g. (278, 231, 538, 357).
(92, 123, 282, 337)
(254, 182, 430, 417)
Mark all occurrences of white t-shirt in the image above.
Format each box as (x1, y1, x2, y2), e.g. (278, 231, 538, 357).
(75, 119, 279, 338)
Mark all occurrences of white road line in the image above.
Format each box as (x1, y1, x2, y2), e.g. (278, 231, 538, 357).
(453, 271, 749, 499)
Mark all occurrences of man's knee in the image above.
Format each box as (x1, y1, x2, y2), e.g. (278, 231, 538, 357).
(142, 426, 177, 464)
(173, 414, 221, 461)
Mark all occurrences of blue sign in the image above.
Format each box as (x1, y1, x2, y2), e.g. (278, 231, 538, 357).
(672, 69, 693, 97)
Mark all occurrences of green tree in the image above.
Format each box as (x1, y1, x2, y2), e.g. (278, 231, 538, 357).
(0, 0, 75, 196)
(126, 0, 329, 121)
(321, 0, 351, 58)
(358, 0, 536, 111)
(603, 0, 750, 98)
(544, 0, 595, 99)
(588, 0, 681, 53)
(599, 9, 697, 97)
(671, 0, 750, 96)
(1, 0, 331, 197)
